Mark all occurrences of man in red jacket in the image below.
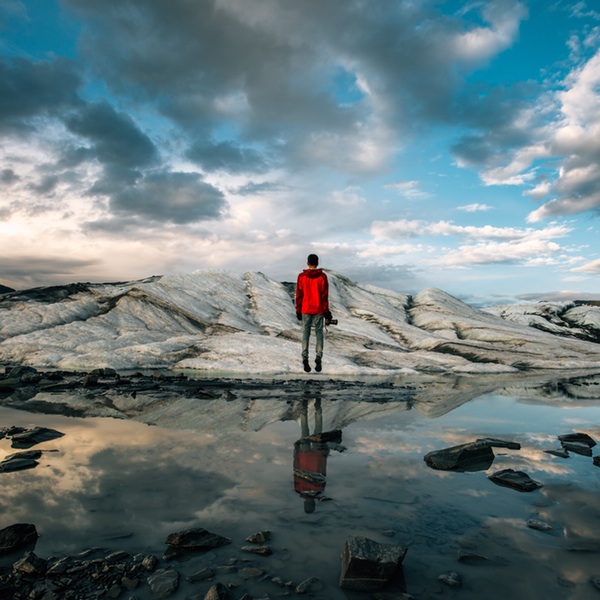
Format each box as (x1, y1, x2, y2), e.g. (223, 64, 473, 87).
(295, 254, 331, 372)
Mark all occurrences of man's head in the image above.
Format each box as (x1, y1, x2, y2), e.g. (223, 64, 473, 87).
(307, 254, 319, 267)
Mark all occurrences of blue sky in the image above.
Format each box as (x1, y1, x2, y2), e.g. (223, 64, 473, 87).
(1, 0, 600, 304)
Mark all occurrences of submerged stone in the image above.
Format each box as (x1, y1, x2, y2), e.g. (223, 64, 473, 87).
(241, 544, 272, 556)
(9, 426, 64, 449)
(339, 535, 407, 591)
(165, 527, 231, 551)
(488, 469, 543, 492)
(437, 571, 461, 588)
(527, 518, 553, 532)
(545, 449, 570, 458)
(476, 437, 521, 450)
(245, 530, 271, 544)
(424, 440, 495, 472)
(594, 456, 599, 467)
(0, 523, 38, 554)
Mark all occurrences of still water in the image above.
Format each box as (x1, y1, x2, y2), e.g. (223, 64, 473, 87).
(1, 376, 600, 599)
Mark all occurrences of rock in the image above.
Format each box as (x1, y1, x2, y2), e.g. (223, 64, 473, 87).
(147, 568, 180, 598)
(545, 449, 570, 458)
(305, 429, 342, 443)
(559, 432, 597, 448)
(339, 535, 407, 591)
(141, 554, 158, 571)
(458, 550, 488, 563)
(240, 567, 264, 578)
(488, 468, 543, 492)
(476, 437, 521, 450)
(0, 523, 38, 554)
(13, 551, 48, 575)
(204, 582, 231, 600)
(241, 545, 272, 556)
(527, 519, 553, 532)
(6, 366, 39, 381)
(9, 426, 64, 449)
(295, 576, 319, 594)
(245, 530, 271, 544)
(0, 454, 39, 472)
(560, 441, 593, 456)
(424, 440, 495, 472)
(437, 571, 461, 587)
(187, 567, 214, 582)
(165, 527, 231, 551)
(594, 456, 600, 467)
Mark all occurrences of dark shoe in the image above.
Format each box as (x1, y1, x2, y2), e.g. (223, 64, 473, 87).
(315, 358, 322, 372)
(303, 359, 311, 373)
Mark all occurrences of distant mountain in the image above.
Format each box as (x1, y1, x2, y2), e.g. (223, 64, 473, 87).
(0, 284, 15, 294)
(0, 270, 599, 374)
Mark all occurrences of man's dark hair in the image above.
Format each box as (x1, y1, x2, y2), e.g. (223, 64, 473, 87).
(307, 254, 319, 266)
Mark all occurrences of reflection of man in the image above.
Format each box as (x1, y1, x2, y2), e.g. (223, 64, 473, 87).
(293, 396, 329, 513)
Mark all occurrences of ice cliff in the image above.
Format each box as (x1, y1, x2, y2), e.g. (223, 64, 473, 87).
(0, 270, 599, 375)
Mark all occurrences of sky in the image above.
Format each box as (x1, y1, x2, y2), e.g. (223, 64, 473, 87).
(1, 0, 600, 304)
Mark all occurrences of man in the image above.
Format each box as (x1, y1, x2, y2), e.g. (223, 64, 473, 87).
(295, 253, 332, 373)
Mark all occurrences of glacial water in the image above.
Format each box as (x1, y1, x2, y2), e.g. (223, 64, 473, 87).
(1, 374, 600, 599)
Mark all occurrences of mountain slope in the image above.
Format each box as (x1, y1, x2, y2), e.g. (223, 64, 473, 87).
(1, 270, 599, 374)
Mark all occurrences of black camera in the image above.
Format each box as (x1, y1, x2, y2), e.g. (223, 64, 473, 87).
(326, 318, 338, 326)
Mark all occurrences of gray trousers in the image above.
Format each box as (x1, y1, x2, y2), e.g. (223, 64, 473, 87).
(301, 314, 324, 360)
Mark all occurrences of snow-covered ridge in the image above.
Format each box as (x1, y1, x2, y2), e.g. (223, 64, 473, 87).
(1, 270, 599, 375)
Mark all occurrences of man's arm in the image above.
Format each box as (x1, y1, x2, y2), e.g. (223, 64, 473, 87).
(295, 274, 304, 317)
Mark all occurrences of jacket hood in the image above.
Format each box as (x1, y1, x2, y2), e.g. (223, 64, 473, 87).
(303, 268, 323, 278)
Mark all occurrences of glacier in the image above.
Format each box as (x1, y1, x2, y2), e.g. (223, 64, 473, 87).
(0, 270, 599, 375)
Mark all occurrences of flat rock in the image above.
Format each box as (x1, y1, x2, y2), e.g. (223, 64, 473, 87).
(241, 544, 272, 556)
(560, 441, 593, 456)
(545, 449, 570, 458)
(527, 519, 553, 532)
(488, 469, 543, 492)
(147, 568, 179, 598)
(339, 535, 407, 591)
(0, 455, 39, 472)
(558, 432, 597, 448)
(165, 528, 231, 551)
(476, 437, 521, 450)
(424, 440, 494, 472)
(9, 427, 64, 449)
(0, 523, 38, 554)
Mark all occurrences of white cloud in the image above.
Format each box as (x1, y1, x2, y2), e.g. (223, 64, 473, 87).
(385, 180, 431, 201)
(572, 258, 600, 273)
(457, 203, 493, 212)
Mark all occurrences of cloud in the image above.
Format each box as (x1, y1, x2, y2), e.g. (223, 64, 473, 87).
(186, 139, 270, 174)
(66, 101, 157, 172)
(0, 168, 19, 185)
(62, 0, 528, 176)
(0, 56, 81, 131)
(385, 180, 431, 201)
(572, 258, 600, 274)
(371, 218, 572, 242)
(106, 171, 227, 224)
(457, 203, 493, 212)
(0, 255, 99, 288)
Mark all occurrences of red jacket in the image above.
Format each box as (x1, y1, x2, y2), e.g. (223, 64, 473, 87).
(296, 269, 329, 315)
